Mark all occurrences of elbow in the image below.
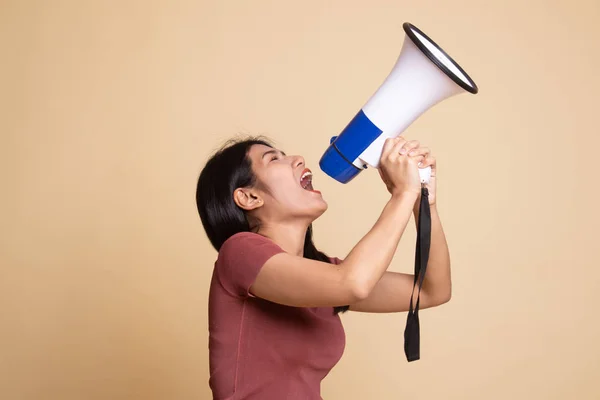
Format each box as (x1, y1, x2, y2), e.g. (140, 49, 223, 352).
(445, 281, 453, 303)
(348, 280, 371, 303)
(428, 292, 451, 308)
(341, 269, 375, 302)
(430, 275, 452, 306)
(439, 291, 452, 305)
(426, 283, 452, 307)
(437, 285, 452, 305)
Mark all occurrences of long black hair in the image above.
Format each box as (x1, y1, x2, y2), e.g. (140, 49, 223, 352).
(196, 135, 349, 314)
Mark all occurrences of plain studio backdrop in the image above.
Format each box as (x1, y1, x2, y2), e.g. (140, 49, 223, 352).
(1, 1, 599, 399)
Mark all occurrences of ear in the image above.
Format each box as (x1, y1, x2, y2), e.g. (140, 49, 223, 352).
(233, 188, 263, 211)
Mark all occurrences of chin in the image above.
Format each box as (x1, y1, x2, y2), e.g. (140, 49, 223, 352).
(313, 198, 328, 216)
(301, 198, 327, 221)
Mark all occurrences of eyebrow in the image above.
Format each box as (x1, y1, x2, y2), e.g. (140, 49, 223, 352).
(261, 149, 287, 159)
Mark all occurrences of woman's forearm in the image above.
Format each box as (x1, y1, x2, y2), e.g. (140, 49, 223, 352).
(415, 204, 452, 302)
(342, 192, 419, 298)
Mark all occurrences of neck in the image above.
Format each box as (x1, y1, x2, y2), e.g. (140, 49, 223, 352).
(256, 221, 309, 257)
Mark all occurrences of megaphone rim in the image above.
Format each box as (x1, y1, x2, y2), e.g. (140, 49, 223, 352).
(402, 22, 479, 95)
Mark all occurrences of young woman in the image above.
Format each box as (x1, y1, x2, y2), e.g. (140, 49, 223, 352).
(195, 135, 451, 399)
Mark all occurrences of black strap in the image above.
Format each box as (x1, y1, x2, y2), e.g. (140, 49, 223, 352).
(404, 185, 431, 362)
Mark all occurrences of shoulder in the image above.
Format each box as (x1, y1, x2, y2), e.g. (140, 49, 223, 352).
(215, 232, 286, 298)
(218, 231, 286, 267)
(223, 231, 270, 243)
(219, 231, 283, 256)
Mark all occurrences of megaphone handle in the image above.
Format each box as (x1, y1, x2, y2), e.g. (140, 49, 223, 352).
(418, 166, 432, 184)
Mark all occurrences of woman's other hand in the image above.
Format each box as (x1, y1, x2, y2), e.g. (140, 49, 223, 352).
(407, 144, 437, 206)
(378, 136, 422, 198)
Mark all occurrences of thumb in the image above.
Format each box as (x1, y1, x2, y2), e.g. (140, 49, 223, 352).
(377, 167, 390, 187)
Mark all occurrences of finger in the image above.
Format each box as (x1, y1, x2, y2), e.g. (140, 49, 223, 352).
(399, 140, 420, 155)
(389, 136, 409, 160)
(419, 156, 436, 170)
(408, 146, 430, 158)
(412, 155, 426, 167)
(381, 136, 403, 159)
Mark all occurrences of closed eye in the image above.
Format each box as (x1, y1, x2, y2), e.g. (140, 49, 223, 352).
(262, 149, 287, 163)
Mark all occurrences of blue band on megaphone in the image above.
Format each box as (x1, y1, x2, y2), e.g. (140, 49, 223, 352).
(319, 110, 383, 183)
(319, 144, 361, 184)
(334, 110, 383, 162)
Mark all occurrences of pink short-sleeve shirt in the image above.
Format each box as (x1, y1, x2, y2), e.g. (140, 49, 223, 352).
(208, 232, 346, 399)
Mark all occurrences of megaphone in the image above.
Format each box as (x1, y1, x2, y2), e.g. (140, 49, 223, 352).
(319, 22, 478, 184)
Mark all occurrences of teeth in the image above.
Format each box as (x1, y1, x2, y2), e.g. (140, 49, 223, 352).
(300, 171, 313, 189)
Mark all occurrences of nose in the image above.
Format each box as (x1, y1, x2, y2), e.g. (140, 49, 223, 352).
(293, 155, 305, 169)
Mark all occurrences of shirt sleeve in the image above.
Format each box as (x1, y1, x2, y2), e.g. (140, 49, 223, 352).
(215, 232, 285, 298)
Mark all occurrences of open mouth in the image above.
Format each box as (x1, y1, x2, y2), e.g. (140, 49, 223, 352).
(300, 168, 315, 191)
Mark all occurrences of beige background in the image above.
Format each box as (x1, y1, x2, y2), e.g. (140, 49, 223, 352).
(2, 0, 599, 399)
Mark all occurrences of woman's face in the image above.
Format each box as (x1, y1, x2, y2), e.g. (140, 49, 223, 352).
(241, 144, 328, 221)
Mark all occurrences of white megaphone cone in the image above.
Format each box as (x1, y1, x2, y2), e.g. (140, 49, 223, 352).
(320, 22, 478, 184)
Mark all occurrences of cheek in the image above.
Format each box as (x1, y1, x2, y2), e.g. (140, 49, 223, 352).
(262, 170, 300, 200)
(272, 181, 302, 202)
